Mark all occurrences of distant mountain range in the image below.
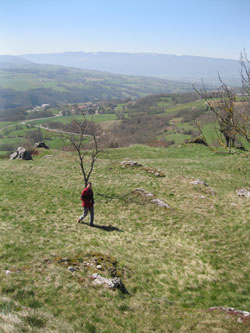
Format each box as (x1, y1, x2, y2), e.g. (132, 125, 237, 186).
(18, 51, 241, 84)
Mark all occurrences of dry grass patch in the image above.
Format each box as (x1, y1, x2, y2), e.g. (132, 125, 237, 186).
(0, 296, 74, 332)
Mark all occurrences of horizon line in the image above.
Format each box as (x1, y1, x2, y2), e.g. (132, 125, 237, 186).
(0, 51, 239, 61)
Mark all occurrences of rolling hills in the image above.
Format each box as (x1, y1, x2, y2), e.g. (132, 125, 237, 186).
(21, 51, 241, 84)
(0, 62, 191, 110)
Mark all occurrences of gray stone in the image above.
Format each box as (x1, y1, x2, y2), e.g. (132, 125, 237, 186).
(35, 142, 49, 149)
(10, 152, 18, 160)
(91, 274, 128, 293)
(5, 270, 12, 275)
(10, 147, 32, 160)
(236, 188, 250, 198)
(68, 266, 76, 272)
(92, 273, 115, 287)
(151, 199, 170, 208)
(210, 307, 250, 317)
(134, 188, 154, 198)
(121, 160, 142, 167)
(43, 155, 54, 158)
(190, 178, 208, 186)
(190, 178, 215, 195)
(134, 188, 171, 208)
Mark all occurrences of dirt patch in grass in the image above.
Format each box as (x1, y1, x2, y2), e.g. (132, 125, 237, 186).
(52, 251, 128, 280)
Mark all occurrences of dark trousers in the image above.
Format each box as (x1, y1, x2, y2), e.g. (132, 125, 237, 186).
(79, 206, 94, 225)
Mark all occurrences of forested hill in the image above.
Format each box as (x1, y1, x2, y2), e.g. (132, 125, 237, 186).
(0, 63, 191, 110)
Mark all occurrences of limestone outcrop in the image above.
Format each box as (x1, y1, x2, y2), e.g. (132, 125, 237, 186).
(10, 147, 32, 160)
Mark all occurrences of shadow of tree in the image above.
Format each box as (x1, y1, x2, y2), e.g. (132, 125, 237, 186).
(96, 191, 145, 206)
(96, 192, 129, 203)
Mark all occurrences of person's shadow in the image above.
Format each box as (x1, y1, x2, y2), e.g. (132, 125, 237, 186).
(81, 222, 122, 232)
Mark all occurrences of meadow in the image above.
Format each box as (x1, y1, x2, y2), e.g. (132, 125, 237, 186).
(29, 114, 117, 126)
(159, 99, 205, 114)
(0, 143, 249, 332)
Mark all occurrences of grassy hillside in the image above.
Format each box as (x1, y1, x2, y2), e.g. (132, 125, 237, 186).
(0, 144, 249, 332)
(0, 64, 191, 110)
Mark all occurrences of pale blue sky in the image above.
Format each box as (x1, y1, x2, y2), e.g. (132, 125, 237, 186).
(0, 0, 249, 59)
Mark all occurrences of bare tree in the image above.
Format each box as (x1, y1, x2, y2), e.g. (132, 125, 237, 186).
(194, 52, 250, 151)
(24, 128, 43, 144)
(240, 50, 250, 97)
(238, 50, 250, 141)
(62, 117, 100, 186)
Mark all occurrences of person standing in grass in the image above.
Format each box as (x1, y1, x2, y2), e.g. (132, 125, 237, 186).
(77, 182, 94, 226)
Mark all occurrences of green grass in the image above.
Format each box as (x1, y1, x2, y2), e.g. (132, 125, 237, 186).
(0, 136, 22, 146)
(0, 143, 249, 332)
(157, 97, 175, 108)
(29, 113, 117, 126)
(1, 107, 249, 152)
(114, 103, 126, 111)
(0, 74, 66, 91)
(0, 125, 66, 150)
(46, 107, 61, 115)
(201, 122, 250, 148)
(0, 114, 118, 151)
(165, 133, 191, 143)
(175, 122, 196, 130)
(0, 122, 16, 129)
(202, 122, 220, 145)
(165, 100, 205, 113)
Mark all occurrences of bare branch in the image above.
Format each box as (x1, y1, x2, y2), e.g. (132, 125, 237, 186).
(194, 57, 250, 149)
(60, 115, 101, 185)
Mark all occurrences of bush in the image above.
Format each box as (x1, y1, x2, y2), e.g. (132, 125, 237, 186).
(109, 113, 168, 147)
(24, 128, 43, 144)
(183, 129, 193, 135)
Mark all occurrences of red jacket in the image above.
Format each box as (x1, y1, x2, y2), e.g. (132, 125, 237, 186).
(81, 187, 94, 207)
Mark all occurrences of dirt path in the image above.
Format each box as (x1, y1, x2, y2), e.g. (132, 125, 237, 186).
(0, 114, 90, 137)
(0, 114, 59, 133)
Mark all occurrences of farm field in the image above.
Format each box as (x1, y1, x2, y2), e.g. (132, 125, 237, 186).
(1, 96, 249, 153)
(0, 113, 118, 152)
(29, 113, 117, 126)
(160, 99, 205, 113)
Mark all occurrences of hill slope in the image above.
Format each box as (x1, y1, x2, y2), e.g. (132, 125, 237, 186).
(21, 51, 241, 84)
(0, 144, 249, 332)
(0, 55, 32, 66)
(0, 63, 191, 110)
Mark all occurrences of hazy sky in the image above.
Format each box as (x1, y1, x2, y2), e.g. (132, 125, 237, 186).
(1, 0, 249, 59)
